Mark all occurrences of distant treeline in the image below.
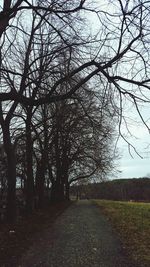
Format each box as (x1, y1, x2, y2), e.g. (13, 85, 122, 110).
(72, 178, 150, 202)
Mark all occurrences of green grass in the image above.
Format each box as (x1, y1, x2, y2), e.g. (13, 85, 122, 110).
(92, 200, 150, 267)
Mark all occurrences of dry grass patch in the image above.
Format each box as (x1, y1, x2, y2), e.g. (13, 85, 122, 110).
(93, 200, 150, 267)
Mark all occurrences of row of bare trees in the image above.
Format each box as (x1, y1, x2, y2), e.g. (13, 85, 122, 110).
(0, 82, 117, 222)
(0, 0, 150, 223)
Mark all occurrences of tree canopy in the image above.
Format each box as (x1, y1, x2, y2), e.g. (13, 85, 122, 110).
(0, 0, 150, 222)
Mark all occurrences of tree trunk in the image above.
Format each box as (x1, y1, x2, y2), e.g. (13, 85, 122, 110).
(36, 155, 46, 209)
(51, 180, 64, 202)
(25, 111, 34, 214)
(65, 181, 70, 201)
(3, 126, 16, 223)
(62, 161, 69, 201)
(51, 126, 65, 202)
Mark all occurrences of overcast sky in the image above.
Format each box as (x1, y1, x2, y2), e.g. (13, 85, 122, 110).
(118, 145, 150, 179)
(1, 1, 150, 179)
(86, 1, 150, 179)
(117, 114, 150, 178)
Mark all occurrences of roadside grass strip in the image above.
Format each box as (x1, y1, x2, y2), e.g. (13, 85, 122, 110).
(92, 200, 150, 267)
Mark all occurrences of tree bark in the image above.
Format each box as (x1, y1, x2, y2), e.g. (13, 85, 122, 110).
(51, 180, 64, 202)
(3, 125, 16, 223)
(51, 124, 65, 202)
(25, 110, 34, 214)
(36, 153, 46, 209)
(65, 180, 70, 201)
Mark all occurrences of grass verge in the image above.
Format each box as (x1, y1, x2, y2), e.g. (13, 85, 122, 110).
(0, 201, 71, 266)
(92, 200, 150, 267)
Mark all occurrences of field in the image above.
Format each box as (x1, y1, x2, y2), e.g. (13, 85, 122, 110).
(92, 200, 150, 267)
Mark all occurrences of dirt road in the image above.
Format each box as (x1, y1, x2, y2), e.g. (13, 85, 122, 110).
(19, 200, 136, 267)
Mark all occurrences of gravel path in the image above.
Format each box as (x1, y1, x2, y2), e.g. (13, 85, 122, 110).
(19, 200, 136, 267)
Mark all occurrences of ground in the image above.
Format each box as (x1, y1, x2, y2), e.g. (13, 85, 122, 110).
(17, 200, 137, 267)
(0, 201, 70, 267)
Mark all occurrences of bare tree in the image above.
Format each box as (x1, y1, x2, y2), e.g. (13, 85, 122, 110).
(0, 0, 150, 110)
(47, 82, 118, 201)
(0, 0, 150, 221)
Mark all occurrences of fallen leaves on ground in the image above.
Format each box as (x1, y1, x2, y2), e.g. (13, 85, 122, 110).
(0, 201, 71, 266)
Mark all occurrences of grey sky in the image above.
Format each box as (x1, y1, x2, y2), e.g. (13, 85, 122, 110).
(0, 0, 150, 179)
(117, 120, 150, 178)
(88, 0, 150, 179)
